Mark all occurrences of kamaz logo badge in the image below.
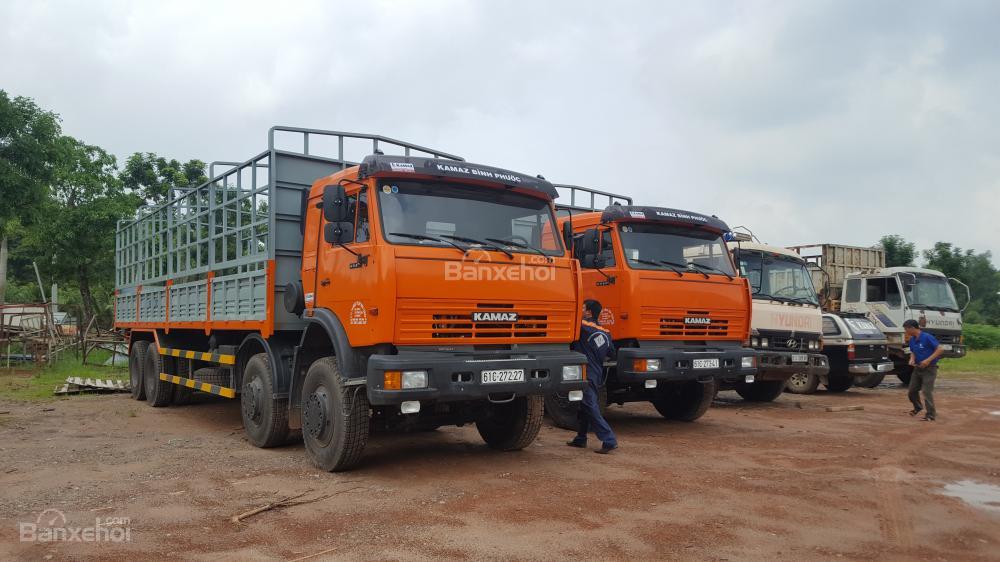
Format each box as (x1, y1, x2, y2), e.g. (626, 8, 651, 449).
(684, 317, 712, 325)
(472, 312, 519, 323)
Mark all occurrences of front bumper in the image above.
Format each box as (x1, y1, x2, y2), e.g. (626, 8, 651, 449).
(365, 349, 587, 406)
(615, 347, 756, 384)
(939, 343, 967, 359)
(755, 351, 829, 381)
(848, 361, 894, 376)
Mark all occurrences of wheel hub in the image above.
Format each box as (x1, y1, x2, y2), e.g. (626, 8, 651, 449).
(788, 373, 808, 388)
(242, 378, 264, 422)
(303, 387, 330, 439)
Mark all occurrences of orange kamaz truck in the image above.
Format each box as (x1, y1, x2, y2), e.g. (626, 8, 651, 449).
(545, 185, 755, 428)
(115, 126, 587, 471)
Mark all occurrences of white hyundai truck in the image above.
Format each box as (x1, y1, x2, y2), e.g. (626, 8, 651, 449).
(788, 244, 969, 384)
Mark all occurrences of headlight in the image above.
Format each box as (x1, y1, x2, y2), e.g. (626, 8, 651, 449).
(761, 338, 769, 348)
(741, 356, 755, 368)
(751, 337, 759, 347)
(645, 359, 661, 371)
(401, 370, 428, 389)
(631, 359, 661, 372)
(808, 340, 818, 350)
(562, 365, 584, 381)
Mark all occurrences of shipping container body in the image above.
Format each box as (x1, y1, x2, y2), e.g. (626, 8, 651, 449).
(114, 127, 587, 471)
(543, 184, 755, 425)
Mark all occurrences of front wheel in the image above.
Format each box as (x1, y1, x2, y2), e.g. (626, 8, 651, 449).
(544, 385, 607, 431)
(736, 380, 786, 402)
(651, 380, 716, 421)
(785, 372, 820, 395)
(824, 373, 854, 393)
(856, 372, 885, 388)
(895, 365, 913, 385)
(477, 395, 543, 451)
(301, 357, 370, 472)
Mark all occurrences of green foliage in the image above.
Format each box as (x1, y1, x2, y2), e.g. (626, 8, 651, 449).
(922, 242, 1000, 325)
(0, 350, 127, 402)
(939, 350, 1000, 379)
(0, 90, 62, 233)
(878, 235, 916, 267)
(962, 323, 1000, 350)
(120, 152, 207, 204)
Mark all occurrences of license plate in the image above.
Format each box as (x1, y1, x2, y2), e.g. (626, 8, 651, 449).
(693, 358, 719, 369)
(481, 369, 525, 384)
(791, 354, 808, 363)
(940, 344, 952, 351)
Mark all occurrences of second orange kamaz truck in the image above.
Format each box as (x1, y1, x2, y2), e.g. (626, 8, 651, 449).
(546, 185, 756, 428)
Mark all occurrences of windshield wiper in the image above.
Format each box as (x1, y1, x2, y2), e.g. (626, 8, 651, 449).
(632, 259, 683, 276)
(688, 262, 733, 280)
(485, 237, 553, 263)
(440, 234, 514, 259)
(660, 260, 707, 278)
(388, 232, 471, 255)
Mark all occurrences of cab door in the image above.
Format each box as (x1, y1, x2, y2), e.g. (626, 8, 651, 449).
(578, 227, 622, 331)
(315, 186, 380, 345)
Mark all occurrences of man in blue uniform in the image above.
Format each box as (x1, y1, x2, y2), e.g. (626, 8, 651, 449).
(904, 319, 944, 421)
(567, 299, 618, 454)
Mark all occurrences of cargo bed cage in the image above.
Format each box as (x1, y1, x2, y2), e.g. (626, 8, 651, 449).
(553, 184, 632, 214)
(115, 126, 463, 335)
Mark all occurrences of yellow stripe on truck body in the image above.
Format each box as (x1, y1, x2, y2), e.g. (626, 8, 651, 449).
(158, 347, 236, 365)
(159, 373, 236, 399)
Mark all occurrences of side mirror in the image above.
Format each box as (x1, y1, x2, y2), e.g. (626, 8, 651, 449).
(562, 221, 574, 252)
(324, 222, 355, 245)
(898, 272, 917, 288)
(577, 229, 600, 261)
(322, 184, 349, 222)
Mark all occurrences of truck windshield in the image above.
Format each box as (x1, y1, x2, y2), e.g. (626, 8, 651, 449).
(377, 180, 563, 256)
(617, 223, 735, 276)
(738, 252, 819, 305)
(903, 274, 959, 311)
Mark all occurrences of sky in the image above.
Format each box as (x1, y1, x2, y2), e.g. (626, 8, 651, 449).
(2, 0, 998, 264)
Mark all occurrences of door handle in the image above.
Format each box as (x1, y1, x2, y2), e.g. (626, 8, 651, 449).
(320, 278, 330, 287)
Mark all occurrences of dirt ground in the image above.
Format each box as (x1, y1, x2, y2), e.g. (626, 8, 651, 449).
(1, 376, 999, 561)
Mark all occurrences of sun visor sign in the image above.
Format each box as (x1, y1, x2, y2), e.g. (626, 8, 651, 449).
(358, 154, 558, 198)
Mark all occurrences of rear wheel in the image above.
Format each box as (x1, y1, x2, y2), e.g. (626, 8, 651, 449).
(785, 372, 820, 394)
(856, 373, 885, 388)
(736, 380, 786, 402)
(544, 385, 606, 431)
(241, 353, 289, 448)
(477, 395, 543, 451)
(824, 373, 854, 393)
(301, 357, 370, 471)
(143, 344, 173, 407)
(651, 380, 716, 421)
(128, 340, 149, 401)
(895, 365, 913, 385)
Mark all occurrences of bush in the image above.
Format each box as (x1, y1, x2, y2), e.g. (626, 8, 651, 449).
(963, 323, 1000, 350)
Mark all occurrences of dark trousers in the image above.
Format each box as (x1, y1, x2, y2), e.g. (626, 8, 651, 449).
(574, 378, 617, 448)
(908, 365, 937, 417)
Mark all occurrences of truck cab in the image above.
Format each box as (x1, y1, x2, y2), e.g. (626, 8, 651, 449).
(820, 312, 893, 390)
(546, 186, 755, 427)
(839, 266, 967, 381)
(729, 240, 829, 398)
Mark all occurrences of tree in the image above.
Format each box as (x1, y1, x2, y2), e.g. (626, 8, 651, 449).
(0, 90, 62, 303)
(120, 152, 207, 203)
(923, 242, 1000, 325)
(25, 137, 139, 327)
(878, 235, 916, 267)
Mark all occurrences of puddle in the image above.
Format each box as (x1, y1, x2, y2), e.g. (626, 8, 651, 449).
(991, 411, 1000, 416)
(941, 480, 1000, 513)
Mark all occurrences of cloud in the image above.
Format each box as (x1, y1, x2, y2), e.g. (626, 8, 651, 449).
(2, 0, 997, 264)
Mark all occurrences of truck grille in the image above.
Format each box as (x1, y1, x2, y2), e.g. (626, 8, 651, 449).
(397, 300, 575, 344)
(641, 308, 745, 339)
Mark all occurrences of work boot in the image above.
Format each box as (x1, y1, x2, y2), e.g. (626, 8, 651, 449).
(594, 444, 618, 455)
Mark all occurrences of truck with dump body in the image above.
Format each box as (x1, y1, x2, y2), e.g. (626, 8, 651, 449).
(787, 243, 969, 384)
(543, 185, 756, 427)
(727, 236, 829, 398)
(115, 126, 587, 471)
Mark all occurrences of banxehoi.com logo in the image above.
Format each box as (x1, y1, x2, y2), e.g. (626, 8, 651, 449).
(444, 249, 556, 282)
(19, 509, 132, 543)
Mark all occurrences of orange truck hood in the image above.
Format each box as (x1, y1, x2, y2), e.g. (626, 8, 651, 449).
(620, 273, 751, 342)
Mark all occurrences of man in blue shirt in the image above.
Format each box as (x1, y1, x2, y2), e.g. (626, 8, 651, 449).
(904, 319, 944, 421)
(567, 299, 618, 454)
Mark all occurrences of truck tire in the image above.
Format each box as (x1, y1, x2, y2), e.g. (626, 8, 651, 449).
(128, 340, 149, 401)
(143, 344, 173, 407)
(477, 395, 543, 451)
(736, 380, 785, 402)
(301, 357, 370, 472)
(785, 372, 820, 394)
(651, 380, 716, 421)
(895, 365, 913, 385)
(824, 373, 854, 393)
(856, 373, 885, 388)
(544, 385, 607, 431)
(241, 353, 289, 448)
